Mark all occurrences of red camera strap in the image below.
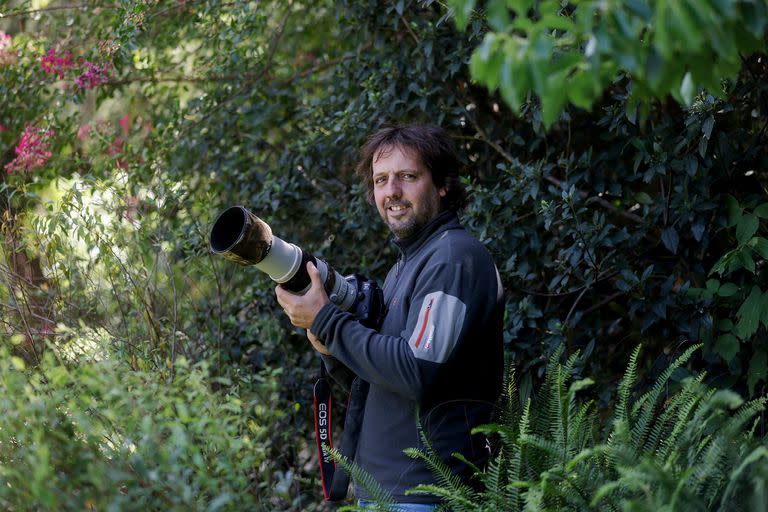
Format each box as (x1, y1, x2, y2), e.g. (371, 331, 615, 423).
(313, 371, 336, 500)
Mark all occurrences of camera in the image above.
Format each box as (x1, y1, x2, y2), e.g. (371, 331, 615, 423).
(209, 206, 384, 329)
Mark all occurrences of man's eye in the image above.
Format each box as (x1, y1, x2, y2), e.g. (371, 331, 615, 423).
(374, 177, 386, 185)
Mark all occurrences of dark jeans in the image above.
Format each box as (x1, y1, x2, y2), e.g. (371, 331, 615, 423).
(357, 499, 438, 511)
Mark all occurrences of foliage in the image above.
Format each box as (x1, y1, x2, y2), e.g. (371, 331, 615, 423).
(401, 345, 768, 511)
(447, 0, 768, 126)
(0, 0, 767, 508)
(0, 341, 283, 511)
(325, 446, 399, 512)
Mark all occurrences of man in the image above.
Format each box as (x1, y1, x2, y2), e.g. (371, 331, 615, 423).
(276, 124, 504, 510)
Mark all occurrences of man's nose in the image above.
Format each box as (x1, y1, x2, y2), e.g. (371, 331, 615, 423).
(385, 178, 402, 198)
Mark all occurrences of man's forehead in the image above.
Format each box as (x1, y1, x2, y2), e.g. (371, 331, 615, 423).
(371, 144, 423, 172)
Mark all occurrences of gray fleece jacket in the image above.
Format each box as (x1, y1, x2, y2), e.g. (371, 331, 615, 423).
(311, 210, 504, 503)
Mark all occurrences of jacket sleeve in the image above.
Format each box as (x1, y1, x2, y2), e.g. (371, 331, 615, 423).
(311, 260, 493, 401)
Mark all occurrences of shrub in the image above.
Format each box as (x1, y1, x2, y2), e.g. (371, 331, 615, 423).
(0, 341, 289, 511)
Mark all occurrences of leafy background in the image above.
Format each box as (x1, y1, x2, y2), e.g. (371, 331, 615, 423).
(1, 0, 767, 509)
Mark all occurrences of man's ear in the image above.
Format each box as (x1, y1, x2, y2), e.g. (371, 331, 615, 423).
(439, 187, 447, 198)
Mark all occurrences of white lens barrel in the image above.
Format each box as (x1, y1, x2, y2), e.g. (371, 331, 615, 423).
(252, 231, 357, 313)
(255, 235, 302, 283)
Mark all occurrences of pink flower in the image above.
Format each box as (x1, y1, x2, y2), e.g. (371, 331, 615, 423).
(0, 31, 17, 66)
(119, 114, 131, 137)
(77, 123, 92, 140)
(74, 61, 112, 90)
(107, 136, 127, 169)
(40, 48, 74, 78)
(4, 124, 55, 174)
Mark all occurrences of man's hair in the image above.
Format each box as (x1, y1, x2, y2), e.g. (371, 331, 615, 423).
(355, 124, 468, 212)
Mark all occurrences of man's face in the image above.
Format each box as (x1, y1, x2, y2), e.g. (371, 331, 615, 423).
(372, 145, 446, 240)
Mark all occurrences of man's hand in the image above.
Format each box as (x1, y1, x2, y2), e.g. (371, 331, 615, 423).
(275, 261, 330, 330)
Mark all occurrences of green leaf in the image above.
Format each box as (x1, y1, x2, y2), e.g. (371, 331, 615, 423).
(541, 78, 568, 127)
(567, 71, 598, 110)
(714, 334, 739, 362)
(680, 71, 694, 105)
(739, 248, 756, 274)
(736, 213, 759, 245)
(717, 283, 739, 297)
(661, 226, 679, 254)
(449, 0, 477, 30)
(709, 250, 735, 276)
(736, 286, 763, 339)
(717, 319, 734, 332)
(539, 14, 575, 31)
(634, 191, 653, 205)
(763, 292, 768, 329)
(470, 34, 504, 90)
(753, 237, 768, 259)
(499, 50, 527, 113)
(748, 349, 767, 395)
(705, 279, 720, 292)
(725, 195, 742, 227)
(486, 0, 511, 32)
(755, 203, 768, 218)
(507, 0, 533, 16)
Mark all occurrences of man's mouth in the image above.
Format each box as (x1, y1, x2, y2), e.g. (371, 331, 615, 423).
(387, 203, 410, 217)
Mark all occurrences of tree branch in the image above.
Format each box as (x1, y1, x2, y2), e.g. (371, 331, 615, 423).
(0, 4, 120, 18)
(462, 104, 649, 226)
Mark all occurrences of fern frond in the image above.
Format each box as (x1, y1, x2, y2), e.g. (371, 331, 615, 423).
(506, 440, 523, 509)
(628, 344, 702, 453)
(403, 419, 479, 507)
(472, 423, 518, 451)
(501, 364, 521, 431)
(643, 374, 705, 455)
(535, 345, 565, 441)
(723, 396, 767, 438)
(521, 485, 543, 512)
(405, 484, 477, 510)
(474, 453, 508, 510)
(658, 387, 716, 462)
(590, 479, 626, 509)
(519, 433, 564, 464)
(717, 446, 768, 510)
(519, 398, 531, 436)
(562, 351, 580, 379)
(450, 452, 483, 477)
(690, 437, 727, 497)
(568, 401, 597, 454)
(325, 445, 397, 511)
(614, 345, 642, 425)
(403, 446, 475, 501)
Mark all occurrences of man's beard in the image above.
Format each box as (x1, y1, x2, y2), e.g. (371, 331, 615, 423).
(387, 215, 421, 240)
(385, 195, 441, 240)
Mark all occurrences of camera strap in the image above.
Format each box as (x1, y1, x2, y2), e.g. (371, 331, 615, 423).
(313, 364, 337, 501)
(313, 363, 369, 501)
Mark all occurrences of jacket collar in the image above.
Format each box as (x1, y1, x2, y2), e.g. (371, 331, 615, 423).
(392, 210, 460, 257)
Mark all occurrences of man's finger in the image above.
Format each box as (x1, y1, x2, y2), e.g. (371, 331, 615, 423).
(275, 285, 288, 309)
(307, 261, 322, 287)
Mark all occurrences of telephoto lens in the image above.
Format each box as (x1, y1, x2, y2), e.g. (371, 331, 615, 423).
(209, 206, 359, 311)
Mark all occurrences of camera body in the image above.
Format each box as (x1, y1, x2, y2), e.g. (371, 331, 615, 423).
(210, 206, 385, 329)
